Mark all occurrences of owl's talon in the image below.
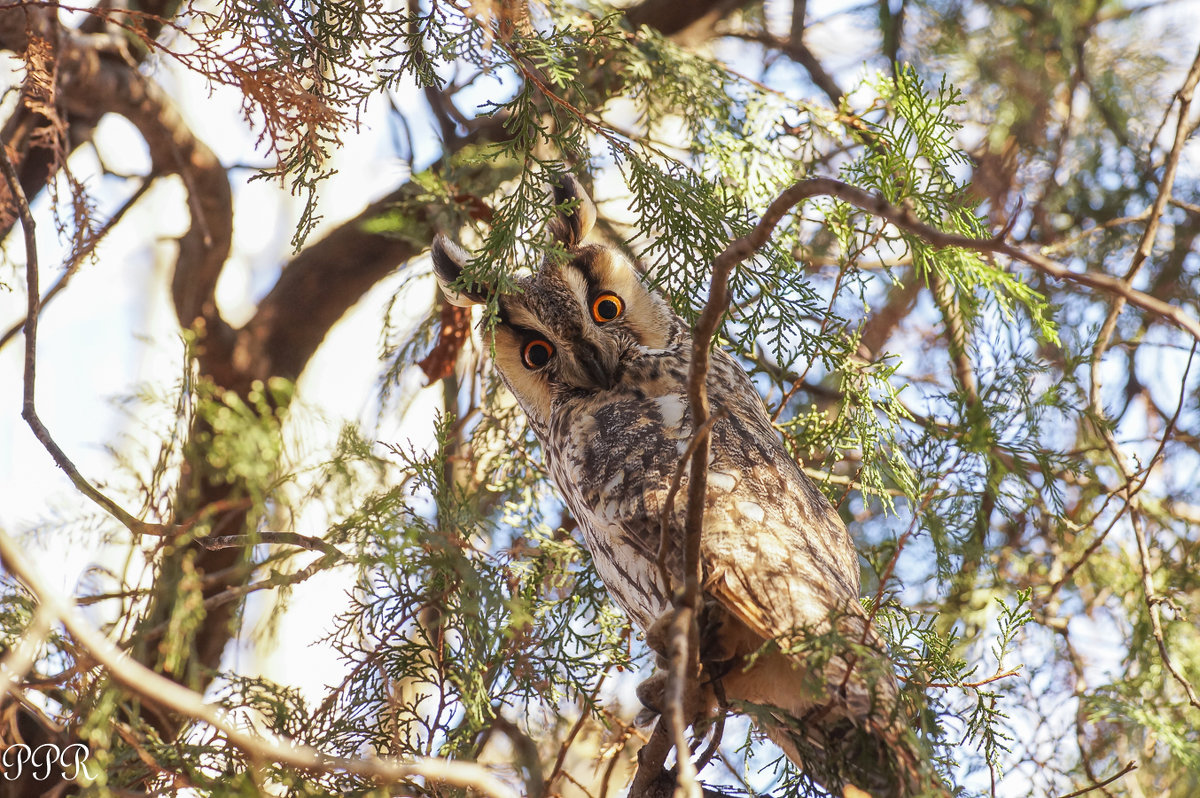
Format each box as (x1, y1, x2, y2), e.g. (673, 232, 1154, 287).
(644, 609, 677, 658)
(635, 669, 668, 726)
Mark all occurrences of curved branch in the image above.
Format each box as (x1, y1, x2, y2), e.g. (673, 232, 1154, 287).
(234, 186, 429, 384)
(624, 0, 751, 40)
(54, 46, 234, 333)
(746, 177, 1200, 342)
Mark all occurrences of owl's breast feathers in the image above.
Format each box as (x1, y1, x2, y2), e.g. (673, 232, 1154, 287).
(544, 345, 863, 646)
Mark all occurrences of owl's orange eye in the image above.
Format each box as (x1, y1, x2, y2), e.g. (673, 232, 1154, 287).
(591, 293, 623, 323)
(522, 339, 554, 370)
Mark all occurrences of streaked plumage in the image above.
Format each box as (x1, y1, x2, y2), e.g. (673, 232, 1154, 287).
(432, 173, 929, 797)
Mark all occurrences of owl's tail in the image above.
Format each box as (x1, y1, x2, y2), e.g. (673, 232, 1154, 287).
(714, 613, 942, 798)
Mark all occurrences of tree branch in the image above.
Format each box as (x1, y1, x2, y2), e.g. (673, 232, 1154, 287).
(0, 123, 148, 535)
(1053, 761, 1138, 798)
(0, 175, 154, 352)
(0, 525, 520, 798)
(773, 177, 1200, 342)
(624, 0, 751, 41)
(54, 47, 234, 334)
(733, 31, 844, 107)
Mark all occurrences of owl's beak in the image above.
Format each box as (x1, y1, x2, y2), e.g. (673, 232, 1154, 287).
(574, 340, 617, 391)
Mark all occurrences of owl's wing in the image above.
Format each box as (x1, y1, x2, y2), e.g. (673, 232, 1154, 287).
(560, 345, 864, 647)
(578, 395, 864, 645)
(697, 436, 866, 646)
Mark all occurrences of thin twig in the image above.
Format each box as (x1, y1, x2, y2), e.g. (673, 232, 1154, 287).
(0, 176, 154, 352)
(1052, 761, 1138, 798)
(901, 667, 1022, 690)
(665, 604, 698, 798)
(0, 526, 520, 798)
(1045, 339, 1200, 603)
(0, 144, 149, 536)
(197, 531, 346, 560)
(650, 173, 854, 798)
(137, 546, 347, 644)
(655, 408, 728, 595)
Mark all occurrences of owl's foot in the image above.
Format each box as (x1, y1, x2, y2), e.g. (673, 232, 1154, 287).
(635, 608, 715, 728)
(634, 669, 668, 727)
(643, 606, 677, 658)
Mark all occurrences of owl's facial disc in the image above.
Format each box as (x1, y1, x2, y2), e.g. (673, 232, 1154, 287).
(434, 172, 682, 429)
(492, 263, 633, 410)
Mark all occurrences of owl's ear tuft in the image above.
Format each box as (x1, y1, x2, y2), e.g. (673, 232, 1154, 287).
(432, 234, 488, 307)
(546, 173, 596, 250)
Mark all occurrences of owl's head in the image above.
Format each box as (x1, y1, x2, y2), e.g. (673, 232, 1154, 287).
(431, 174, 681, 432)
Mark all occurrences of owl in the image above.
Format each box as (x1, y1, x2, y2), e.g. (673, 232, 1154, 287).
(432, 174, 930, 797)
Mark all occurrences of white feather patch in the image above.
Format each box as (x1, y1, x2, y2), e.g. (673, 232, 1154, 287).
(736, 500, 766, 523)
(707, 471, 737, 492)
(655, 395, 687, 430)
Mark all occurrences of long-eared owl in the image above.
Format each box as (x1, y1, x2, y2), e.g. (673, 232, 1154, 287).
(431, 173, 928, 797)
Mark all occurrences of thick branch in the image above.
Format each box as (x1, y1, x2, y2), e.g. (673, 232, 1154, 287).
(54, 47, 234, 333)
(233, 188, 429, 384)
(624, 0, 751, 41)
(735, 31, 844, 107)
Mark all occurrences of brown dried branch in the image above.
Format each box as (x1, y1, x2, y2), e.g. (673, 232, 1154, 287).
(420, 300, 474, 383)
(664, 604, 700, 798)
(902, 667, 1022, 691)
(0, 4, 68, 222)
